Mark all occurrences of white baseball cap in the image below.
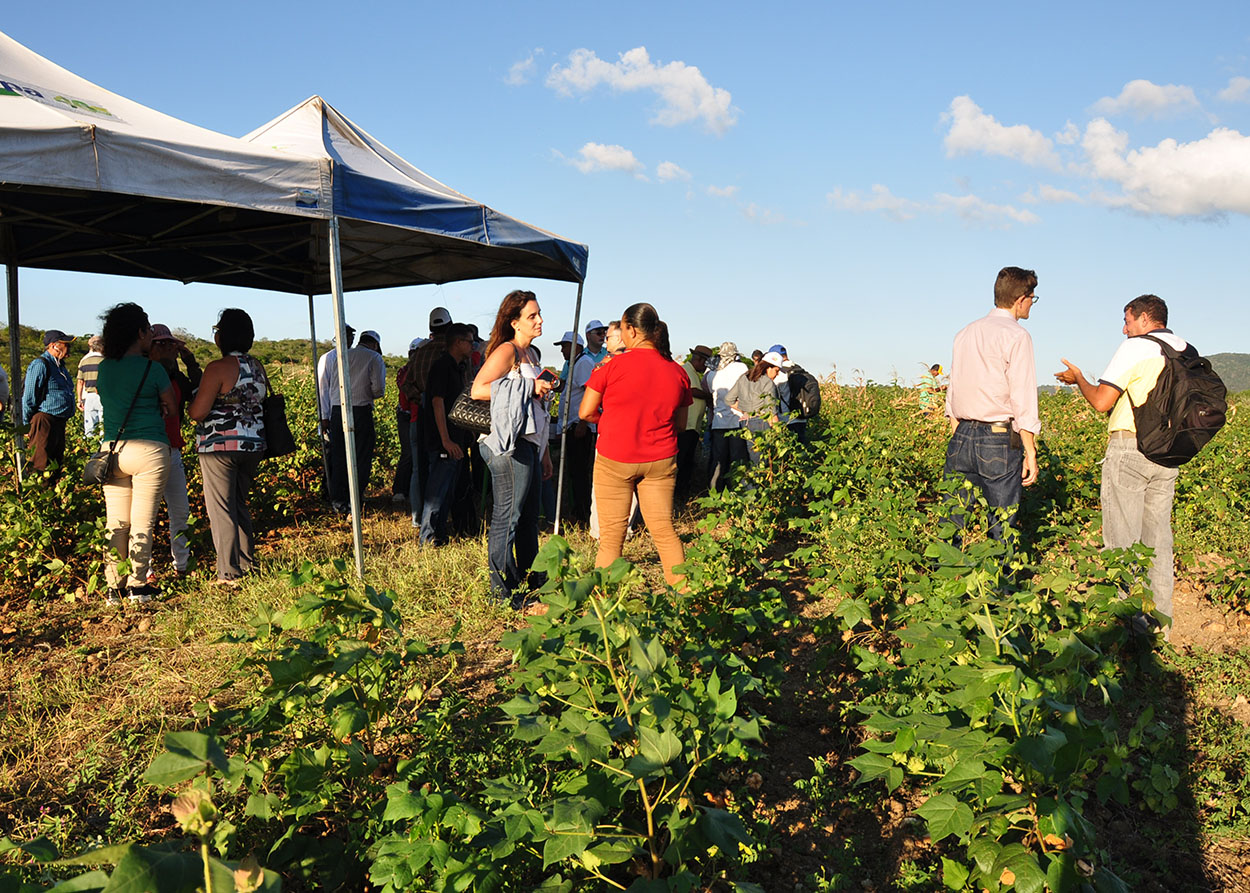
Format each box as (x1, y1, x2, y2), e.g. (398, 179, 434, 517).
(429, 307, 452, 328)
(360, 330, 381, 345)
(555, 331, 585, 346)
(408, 337, 426, 351)
(762, 351, 785, 367)
(584, 318, 606, 333)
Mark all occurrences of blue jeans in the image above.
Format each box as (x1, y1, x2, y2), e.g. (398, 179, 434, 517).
(481, 439, 542, 602)
(943, 421, 1023, 540)
(419, 450, 463, 545)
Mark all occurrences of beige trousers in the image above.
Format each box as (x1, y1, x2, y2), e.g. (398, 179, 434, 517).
(102, 440, 171, 589)
(593, 453, 685, 586)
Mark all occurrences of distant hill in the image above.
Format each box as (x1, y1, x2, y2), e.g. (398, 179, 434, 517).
(1210, 353, 1250, 395)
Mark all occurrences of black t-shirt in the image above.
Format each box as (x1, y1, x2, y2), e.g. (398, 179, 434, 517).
(424, 352, 469, 451)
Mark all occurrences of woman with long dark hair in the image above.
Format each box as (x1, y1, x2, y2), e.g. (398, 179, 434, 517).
(96, 302, 177, 605)
(189, 308, 267, 586)
(727, 349, 783, 465)
(471, 290, 556, 606)
(579, 302, 692, 586)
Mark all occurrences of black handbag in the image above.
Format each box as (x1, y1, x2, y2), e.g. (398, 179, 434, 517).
(83, 361, 151, 485)
(258, 364, 297, 458)
(448, 383, 492, 435)
(447, 345, 520, 436)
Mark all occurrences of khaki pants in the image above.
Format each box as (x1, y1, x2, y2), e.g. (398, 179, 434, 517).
(102, 440, 171, 589)
(593, 453, 685, 586)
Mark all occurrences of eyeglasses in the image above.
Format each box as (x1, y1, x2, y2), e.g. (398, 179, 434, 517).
(1025, 293, 1039, 304)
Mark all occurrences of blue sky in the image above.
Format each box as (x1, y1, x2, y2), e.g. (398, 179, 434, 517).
(4, 2, 1249, 385)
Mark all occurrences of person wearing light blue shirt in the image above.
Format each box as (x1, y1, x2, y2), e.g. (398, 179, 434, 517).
(22, 330, 77, 475)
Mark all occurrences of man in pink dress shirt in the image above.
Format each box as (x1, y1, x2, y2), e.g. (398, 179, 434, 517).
(943, 266, 1042, 539)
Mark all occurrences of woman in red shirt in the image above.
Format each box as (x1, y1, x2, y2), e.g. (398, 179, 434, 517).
(580, 303, 692, 586)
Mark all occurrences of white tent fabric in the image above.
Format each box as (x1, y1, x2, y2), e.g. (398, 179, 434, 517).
(0, 30, 330, 215)
(243, 96, 588, 287)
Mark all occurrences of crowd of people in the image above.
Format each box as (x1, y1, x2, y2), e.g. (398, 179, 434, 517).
(11, 294, 819, 610)
(9, 267, 1199, 642)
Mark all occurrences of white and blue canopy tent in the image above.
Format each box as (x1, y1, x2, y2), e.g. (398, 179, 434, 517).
(241, 95, 589, 571)
(0, 30, 588, 576)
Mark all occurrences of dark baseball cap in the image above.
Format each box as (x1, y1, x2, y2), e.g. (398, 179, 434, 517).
(43, 329, 75, 346)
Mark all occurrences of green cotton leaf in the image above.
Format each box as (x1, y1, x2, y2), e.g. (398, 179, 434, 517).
(848, 752, 895, 784)
(731, 884, 766, 893)
(97, 844, 201, 893)
(935, 760, 988, 793)
(244, 793, 277, 821)
(698, 808, 753, 853)
(732, 715, 762, 743)
(382, 784, 425, 822)
(54, 844, 137, 867)
(500, 694, 540, 717)
(49, 871, 110, 891)
(330, 638, 372, 675)
(142, 752, 209, 787)
(541, 830, 593, 869)
(1014, 726, 1068, 776)
(584, 839, 639, 867)
(941, 857, 970, 891)
(967, 837, 1001, 874)
(331, 705, 369, 739)
(637, 725, 682, 770)
(991, 843, 1048, 893)
(834, 598, 872, 629)
(628, 634, 668, 681)
(164, 731, 229, 773)
(0, 836, 59, 862)
(914, 793, 974, 843)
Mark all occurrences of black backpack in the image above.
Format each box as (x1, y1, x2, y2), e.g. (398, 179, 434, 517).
(1128, 334, 1227, 467)
(786, 364, 822, 419)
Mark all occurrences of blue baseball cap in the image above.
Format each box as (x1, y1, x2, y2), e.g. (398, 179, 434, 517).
(767, 343, 787, 356)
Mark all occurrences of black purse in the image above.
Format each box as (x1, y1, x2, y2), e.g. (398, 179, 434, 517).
(258, 363, 297, 458)
(448, 345, 520, 436)
(83, 361, 151, 485)
(447, 383, 492, 435)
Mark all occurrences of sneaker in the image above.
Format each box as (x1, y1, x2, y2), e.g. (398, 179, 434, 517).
(127, 584, 160, 604)
(104, 589, 124, 607)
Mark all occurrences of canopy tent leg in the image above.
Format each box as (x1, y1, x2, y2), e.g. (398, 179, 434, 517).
(307, 294, 332, 497)
(5, 259, 24, 488)
(552, 280, 584, 537)
(328, 217, 365, 579)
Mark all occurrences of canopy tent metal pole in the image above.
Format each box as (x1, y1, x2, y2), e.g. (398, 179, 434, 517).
(328, 216, 365, 578)
(307, 294, 332, 496)
(552, 280, 584, 536)
(5, 257, 24, 487)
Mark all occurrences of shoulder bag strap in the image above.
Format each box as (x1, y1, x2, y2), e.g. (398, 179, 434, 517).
(111, 360, 152, 448)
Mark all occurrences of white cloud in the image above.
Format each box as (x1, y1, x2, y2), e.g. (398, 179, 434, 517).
(1054, 121, 1081, 145)
(827, 185, 921, 221)
(1081, 119, 1250, 216)
(568, 142, 646, 177)
(506, 50, 541, 86)
(656, 161, 691, 182)
(829, 184, 1037, 227)
(546, 47, 739, 133)
(1218, 75, 1250, 103)
(943, 96, 1060, 168)
(1020, 184, 1083, 205)
(934, 193, 1040, 225)
(1038, 184, 1083, 203)
(1091, 79, 1200, 118)
(741, 203, 785, 225)
(706, 184, 739, 198)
